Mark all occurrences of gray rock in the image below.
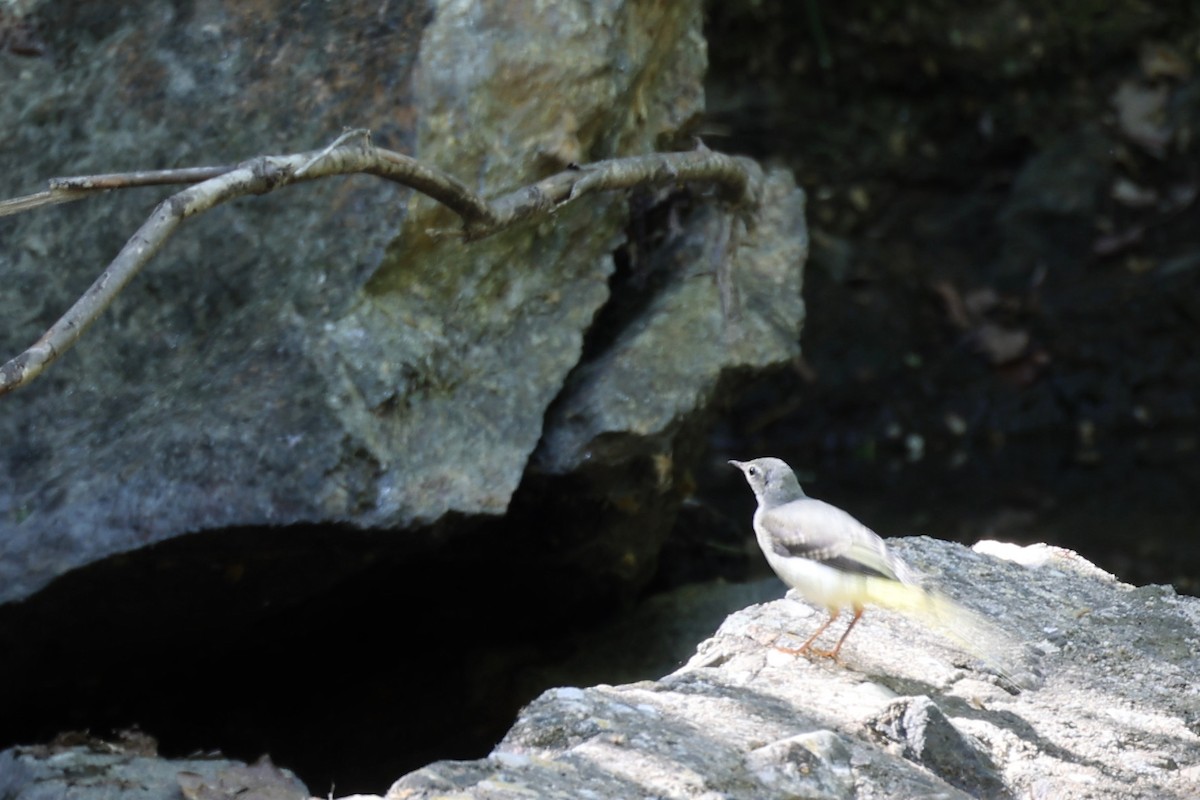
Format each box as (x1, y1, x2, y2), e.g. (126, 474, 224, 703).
(0, 0, 804, 605)
(534, 163, 807, 475)
(744, 730, 856, 800)
(501, 165, 805, 607)
(366, 537, 1200, 799)
(0, 736, 307, 800)
(867, 695, 1008, 799)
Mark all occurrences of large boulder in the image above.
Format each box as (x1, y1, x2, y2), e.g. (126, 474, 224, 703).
(0, 0, 804, 603)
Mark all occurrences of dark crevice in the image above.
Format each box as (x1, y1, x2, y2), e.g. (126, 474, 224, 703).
(0, 514, 662, 795)
(575, 187, 700, 365)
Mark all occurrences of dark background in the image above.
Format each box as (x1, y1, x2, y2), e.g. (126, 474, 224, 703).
(702, 0, 1200, 593)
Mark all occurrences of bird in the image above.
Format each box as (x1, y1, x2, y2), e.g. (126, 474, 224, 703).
(729, 457, 1024, 681)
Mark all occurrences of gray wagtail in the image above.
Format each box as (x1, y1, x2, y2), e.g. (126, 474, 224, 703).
(731, 457, 1025, 682)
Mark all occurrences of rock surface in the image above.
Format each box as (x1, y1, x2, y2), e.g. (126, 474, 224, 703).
(0, 0, 805, 607)
(0, 734, 308, 800)
(3, 537, 1196, 798)
(372, 538, 1200, 799)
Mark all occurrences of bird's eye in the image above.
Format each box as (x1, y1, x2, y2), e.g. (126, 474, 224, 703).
(747, 466, 758, 476)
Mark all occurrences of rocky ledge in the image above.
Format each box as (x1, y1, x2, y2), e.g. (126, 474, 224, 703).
(387, 536, 1199, 800)
(4, 536, 1198, 799)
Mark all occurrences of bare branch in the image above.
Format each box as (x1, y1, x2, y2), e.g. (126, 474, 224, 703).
(49, 166, 239, 191)
(0, 168, 240, 218)
(1, 133, 758, 396)
(484, 149, 753, 235)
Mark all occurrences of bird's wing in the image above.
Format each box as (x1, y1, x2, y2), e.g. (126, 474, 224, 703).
(757, 498, 1033, 688)
(757, 498, 913, 582)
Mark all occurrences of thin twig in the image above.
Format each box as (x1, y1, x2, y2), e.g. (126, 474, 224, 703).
(0, 188, 92, 217)
(0, 134, 758, 396)
(49, 166, 239, 191)
(295, 127, 371, 177)
(0, 167, 240, 218)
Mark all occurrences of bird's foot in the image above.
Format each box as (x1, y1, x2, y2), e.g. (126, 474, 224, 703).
(772, 642, 843, 662)
(773, 643, 811, 657)
(807, 645, 843, 661)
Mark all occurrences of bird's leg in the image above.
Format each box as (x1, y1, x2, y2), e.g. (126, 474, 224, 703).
(815, 605, 865, 661)
(774, 609, 839, 656)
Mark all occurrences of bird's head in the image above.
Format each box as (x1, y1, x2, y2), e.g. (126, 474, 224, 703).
(729, 457, 806, 506)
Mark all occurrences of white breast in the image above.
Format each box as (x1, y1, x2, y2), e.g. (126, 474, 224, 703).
(761, 548, 868, 610)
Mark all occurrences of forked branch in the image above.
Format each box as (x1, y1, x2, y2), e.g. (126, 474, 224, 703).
(0, 131, 758, 396)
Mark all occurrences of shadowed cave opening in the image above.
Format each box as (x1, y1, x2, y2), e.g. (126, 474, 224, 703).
(0, 519, 671, 795)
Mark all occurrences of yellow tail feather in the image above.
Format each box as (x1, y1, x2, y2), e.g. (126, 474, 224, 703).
(859, 576, 1031, 689)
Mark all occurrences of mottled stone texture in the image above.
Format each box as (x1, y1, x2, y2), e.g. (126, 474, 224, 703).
(0, 0, 432, 602)
(0, 740, 308, 800)
(0, 0, 805, 604)
(378, 540, 1200, 800)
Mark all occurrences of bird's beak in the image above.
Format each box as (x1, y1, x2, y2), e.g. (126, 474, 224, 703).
(728, 460, 745, 470)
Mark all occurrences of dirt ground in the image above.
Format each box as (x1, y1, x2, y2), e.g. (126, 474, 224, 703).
(702, 1, 1200, 591)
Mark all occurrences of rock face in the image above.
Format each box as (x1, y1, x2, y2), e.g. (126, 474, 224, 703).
(376, 539, 1200, 800)
(3, 540, 1197, 798)
(0, 0, 805, 606)
(0, 735, 308, 800)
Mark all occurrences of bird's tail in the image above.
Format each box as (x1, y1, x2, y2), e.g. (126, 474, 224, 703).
(859, 576, 1032, 690)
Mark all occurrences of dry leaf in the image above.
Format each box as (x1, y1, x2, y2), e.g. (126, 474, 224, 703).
(1110, 177, 1158, 207)
(974, 322, 1029, 365)
(1093, 225, 1145, 256)
(963, 287, 1001, 316)
(931, 280, 972, 330)
(1112, 80, 1171, 156)
(1140, 41, 1191, 81)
